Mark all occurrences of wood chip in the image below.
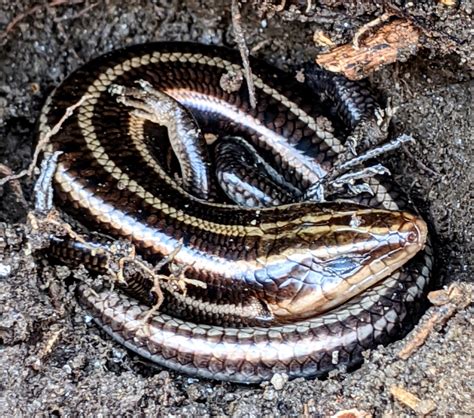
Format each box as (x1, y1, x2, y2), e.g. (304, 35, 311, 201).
(313, 30, 334, 48)
(438, 0, 458, 6)
(331, 408, 371, 418)
(390, 385, 436, 416)
(316, 19, 420, 80)
(26, 326, 63, 371)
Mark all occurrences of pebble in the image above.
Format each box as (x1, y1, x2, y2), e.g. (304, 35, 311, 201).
(270, 373, 289, 390)
(0, 263, 12, 279)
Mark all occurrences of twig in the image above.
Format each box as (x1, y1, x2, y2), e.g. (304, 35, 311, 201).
(0, 0, 83, 45)
(250, 39, 271, 54)
(231, 0, 257, 109)
(402, 144, 441, 177)
(313, 30, 335, 48)
(28, 208, 91, 247)
(53, 2, 98, 22)
(0, 164, 28, 208)
(0, 94, 91, 188)
(93, 240, 208, 322)
(275, 0, 286, 12)
(353, 12, 393, 49)
(126, 250, 206, 323)
(55, 19, 81, 61)
(398, 283, 472, 360)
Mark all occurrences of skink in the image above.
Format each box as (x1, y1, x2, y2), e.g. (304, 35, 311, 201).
(38, 42, 432, 383)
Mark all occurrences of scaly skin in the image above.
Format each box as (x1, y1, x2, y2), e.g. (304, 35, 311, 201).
(38, 42, 432, 383)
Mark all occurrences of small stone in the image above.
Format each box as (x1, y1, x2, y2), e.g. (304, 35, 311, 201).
(270, 372, 288, 390)
(62, 364, 72, 374)
(219, 69, 243, 93)
(263, 387, 276, 400)
(186, 383, 204, 401)
(0, 263, 12, 279)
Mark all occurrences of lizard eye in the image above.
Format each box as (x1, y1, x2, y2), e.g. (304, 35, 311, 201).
(324, 257, 362, 277)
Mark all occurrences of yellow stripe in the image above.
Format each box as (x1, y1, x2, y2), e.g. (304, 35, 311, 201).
(46, 49, 397, 239)
(73, 51, 346, 237)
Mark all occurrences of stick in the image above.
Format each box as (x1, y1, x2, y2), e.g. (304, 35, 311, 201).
(231, 0, 257, 109)
(316, 19, 420, 80)
(0, 0, 83, 45)
(0, 94, 91, 188)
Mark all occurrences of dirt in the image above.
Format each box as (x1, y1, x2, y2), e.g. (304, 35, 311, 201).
(0, 1, 472, 416)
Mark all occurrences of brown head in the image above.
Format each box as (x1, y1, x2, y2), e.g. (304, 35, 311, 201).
(257, 206, 428, 322)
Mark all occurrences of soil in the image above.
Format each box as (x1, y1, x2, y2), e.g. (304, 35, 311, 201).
(0, 1, 472, 416)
